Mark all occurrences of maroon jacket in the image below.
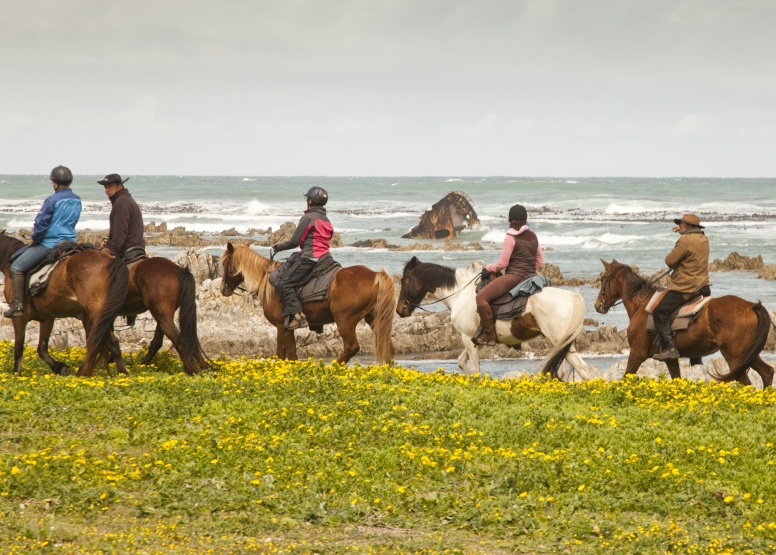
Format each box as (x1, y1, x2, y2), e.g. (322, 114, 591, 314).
(106, 188, 146, 257)
(274, 206, 333, 260)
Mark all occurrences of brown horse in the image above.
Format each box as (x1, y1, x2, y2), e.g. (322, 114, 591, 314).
(108, 257, 210, 375)
(595, 259, 773, 387)
(220, 243, 395, 363)
(0, 234, 129, 376)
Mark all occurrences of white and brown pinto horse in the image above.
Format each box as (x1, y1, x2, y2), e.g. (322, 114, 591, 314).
(396, 257, 596, 380)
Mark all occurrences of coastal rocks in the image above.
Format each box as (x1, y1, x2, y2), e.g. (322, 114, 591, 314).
(255, 222, 344, 248)
(709, 252, 765, 272)
(349, 239, 484, 251)
(758, 265, 776, 280)
(172, 249, 222, 284)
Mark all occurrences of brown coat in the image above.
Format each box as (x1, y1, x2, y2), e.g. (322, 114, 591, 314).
(665, 229, 709, 297)
(106, 188, 146, 257)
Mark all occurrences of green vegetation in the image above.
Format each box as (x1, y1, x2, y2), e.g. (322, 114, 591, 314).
(1, 340, 776, 554)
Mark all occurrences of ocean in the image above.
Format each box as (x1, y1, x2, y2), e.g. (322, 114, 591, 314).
(3, 175, 776, 372)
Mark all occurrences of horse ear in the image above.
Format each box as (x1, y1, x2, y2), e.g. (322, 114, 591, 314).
(600, 259, 611, 270)
(226, 242, 234, 253)
(408, 256, 420, 267)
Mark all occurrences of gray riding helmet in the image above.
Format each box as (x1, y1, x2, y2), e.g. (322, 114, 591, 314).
(304, 186, 329, 206)
(50, 165, 73, 185)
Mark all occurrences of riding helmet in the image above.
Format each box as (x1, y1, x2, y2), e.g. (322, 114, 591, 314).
(50, 165, 73, 185)
(304, 186, 329, 206)
(508, 204, 527, 223)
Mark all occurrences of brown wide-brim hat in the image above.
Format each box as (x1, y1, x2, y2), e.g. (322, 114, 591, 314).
(673, 213, 704, 229)
(97, 174, 129, 186)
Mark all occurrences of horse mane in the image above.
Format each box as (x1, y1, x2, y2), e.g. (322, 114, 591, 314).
(231, 245, 281, 305)
(0, 235, 24, 272)
(611, 262, 656, 301)
(403, 259, 457, 291)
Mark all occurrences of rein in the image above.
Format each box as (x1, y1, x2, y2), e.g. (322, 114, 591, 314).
(600, 268, 671, 312)
(404, 273, 481, 313)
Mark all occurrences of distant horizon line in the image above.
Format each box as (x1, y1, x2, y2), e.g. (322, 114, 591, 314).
(2, 174, 775, 179)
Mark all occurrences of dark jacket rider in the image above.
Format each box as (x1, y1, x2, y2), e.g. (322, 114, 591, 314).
(652, 213, 710, 361)
(270, 187, 334, 331)
(98, 174, 146, 260)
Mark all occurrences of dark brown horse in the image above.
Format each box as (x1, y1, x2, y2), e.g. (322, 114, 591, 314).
(220, 243, 395, 363)
(109, 257, 210, 375)
(595, 260, 773, 387)
(0, 234, 129, 376)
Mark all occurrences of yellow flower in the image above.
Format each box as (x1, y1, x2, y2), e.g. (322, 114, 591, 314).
(578, 484, 586, 492)
(519, 492, 528, 498)
(724, 496, 734, 503)
(10, 466, 20, 475)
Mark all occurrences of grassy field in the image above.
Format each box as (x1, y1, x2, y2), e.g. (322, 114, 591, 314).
(1, 340, 776, 554)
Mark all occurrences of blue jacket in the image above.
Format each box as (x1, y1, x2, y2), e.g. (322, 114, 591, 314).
(31, 188, 82, 248)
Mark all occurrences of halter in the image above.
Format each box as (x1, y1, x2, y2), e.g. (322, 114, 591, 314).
(401, 273, 481, 313)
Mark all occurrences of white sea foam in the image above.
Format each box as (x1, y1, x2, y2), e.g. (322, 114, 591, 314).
(445, 178, 464, 182)
(242, 178, 256, 181)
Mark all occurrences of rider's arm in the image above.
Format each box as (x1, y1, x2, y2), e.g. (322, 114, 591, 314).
(485, 234, 516, 273)
(664, 236, 688, 269)
(30, 195, 57, 245)
(535, 241, 544, 269)
(274, 214, 311, 252)
(106, 197, 131, 256)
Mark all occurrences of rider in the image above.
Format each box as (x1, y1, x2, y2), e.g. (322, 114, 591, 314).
(474, 204, 543, 346)
(270, 187, 334, 330)
(98, 174, 146, 260)
(3, 166, 82, 318)
(653, 213, 710, 361)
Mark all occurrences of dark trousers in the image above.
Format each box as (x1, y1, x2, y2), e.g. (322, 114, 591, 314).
(653, 286, 711, 347)
(279, 256, 317, 317)
(475, 273, 524, 306)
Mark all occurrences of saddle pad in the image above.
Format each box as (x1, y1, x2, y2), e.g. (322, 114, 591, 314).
(645, 296, 713, 333)
(490, 292, 530, 321)
(676, 295, 713, 318)
(298, 264, 341, 303)
(28, 260, 62, 298)
(645, 288, 668, 314)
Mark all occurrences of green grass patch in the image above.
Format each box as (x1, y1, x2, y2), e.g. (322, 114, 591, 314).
(1, 340, 776, 554)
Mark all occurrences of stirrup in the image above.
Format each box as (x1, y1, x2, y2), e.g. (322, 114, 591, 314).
(285, 314, 308, 331)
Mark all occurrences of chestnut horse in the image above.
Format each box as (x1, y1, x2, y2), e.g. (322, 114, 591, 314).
(220, 243, 395, 363)
(108, 257, 210, 375)
(595, 260, 773, 387)
(0, 234, 129, 376)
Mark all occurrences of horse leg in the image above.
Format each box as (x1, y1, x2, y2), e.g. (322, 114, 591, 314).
(624, 352, 647, 376)
(737, 371, 753, 387)
(750, 356, 775, 389)
(142, 325, 165, 365)
(107, 330, 128, 375)
(334, 316, 361, 364)
(278, 328, 297, 360)
(150, 310, 200, 375)
(665, 359, 682, 379)
(12, 317, 27, 374)
(36, 319, 71, 376)
(690, 357, 703, 366)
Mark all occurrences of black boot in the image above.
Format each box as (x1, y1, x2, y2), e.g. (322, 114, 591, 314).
(474, 305, 497, 346)
(653, 320, 679, 361)
(3, 271, 25, 319)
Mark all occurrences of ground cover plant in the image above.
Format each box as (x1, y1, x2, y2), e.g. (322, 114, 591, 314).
(1, 340, 776, 554)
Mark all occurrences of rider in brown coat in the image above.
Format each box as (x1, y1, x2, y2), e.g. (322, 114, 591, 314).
(653, 213, 710, 361)
(98, 174, 146, 261)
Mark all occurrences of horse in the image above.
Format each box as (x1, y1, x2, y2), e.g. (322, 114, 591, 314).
(396, 256, 595, 380)
(220, 243, 395, 364)
(0, 233, 129, 377)
(594, 259, 773, 387)
(107, 257, 210, 375)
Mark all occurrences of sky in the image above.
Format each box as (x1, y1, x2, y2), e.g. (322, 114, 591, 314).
(1, 0, 775, 176)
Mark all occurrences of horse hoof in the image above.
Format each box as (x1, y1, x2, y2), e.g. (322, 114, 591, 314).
(59, 366, 73, 377)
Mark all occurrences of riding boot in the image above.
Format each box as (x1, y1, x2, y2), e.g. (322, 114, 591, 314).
(653, 320, 680, 361)
(474, 305, 497, 346)
(286, 312, 309, 331)
(3, 271, 25, 319)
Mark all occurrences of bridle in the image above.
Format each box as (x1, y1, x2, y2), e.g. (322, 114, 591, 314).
(596, 273, 622, 314)
(221, 255, 249, 296)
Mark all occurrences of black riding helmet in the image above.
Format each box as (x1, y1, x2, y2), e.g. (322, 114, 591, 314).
(304, 186, 328, 206)
(508, 204, 527, 223)
(50, 165, 73, 185)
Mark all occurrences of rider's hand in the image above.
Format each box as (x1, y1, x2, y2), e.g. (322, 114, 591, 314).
(672, 225, 680, 233)
(101, 238, 108, 248)
(269, 247, 276, 258)
(480, 268, 491, 280)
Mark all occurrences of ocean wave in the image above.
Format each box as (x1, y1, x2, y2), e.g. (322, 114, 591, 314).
(445, 178, 464, 182)
(241, 178, 256, 181)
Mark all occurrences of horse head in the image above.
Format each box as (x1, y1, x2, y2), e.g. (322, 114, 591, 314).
(396, 256, 427, 318)
(595, 259, 620, 314)
(220, 242, 245, 297)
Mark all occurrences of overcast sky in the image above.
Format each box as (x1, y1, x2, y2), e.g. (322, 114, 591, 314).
(1, 0, 775, 176)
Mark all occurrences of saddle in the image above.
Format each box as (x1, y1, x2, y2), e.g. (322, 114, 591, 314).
(269, 252, 342, 304)
(471, 275, 551, 344)
(645, 288, 713, 333)
(25, 242, 97, 298)
(123, 246, 148, 266)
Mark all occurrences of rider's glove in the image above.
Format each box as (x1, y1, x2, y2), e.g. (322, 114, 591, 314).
(480, 268, 491, 280)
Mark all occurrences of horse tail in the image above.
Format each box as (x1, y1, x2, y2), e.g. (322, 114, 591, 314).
(539, 290, 586, 380)
(710, 302, 771, 382)
(176, 268, 211, 374)
(372, 269, 396, 365)
(84, 255, 129, 371)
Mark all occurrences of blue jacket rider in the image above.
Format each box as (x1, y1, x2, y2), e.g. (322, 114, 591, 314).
(3, 166, 82, 318)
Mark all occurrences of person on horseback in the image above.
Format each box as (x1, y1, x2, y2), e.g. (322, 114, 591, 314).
(270, 186, 333, 330)
(474, 204, 543, 346)
(653, 213, 710, 361)
(3, 166, 82, 318)
(98, 174, 146, 261)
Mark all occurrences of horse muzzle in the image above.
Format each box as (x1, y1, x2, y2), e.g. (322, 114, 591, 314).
(594, 300, 609, 315)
